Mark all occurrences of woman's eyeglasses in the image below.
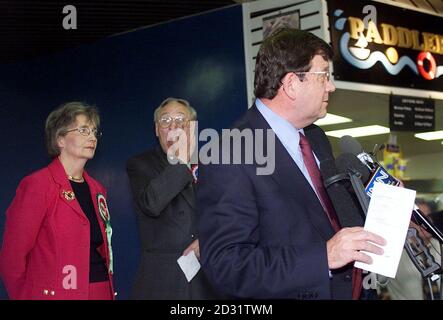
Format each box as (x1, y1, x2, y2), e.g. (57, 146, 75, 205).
(65, 126, 103, 139)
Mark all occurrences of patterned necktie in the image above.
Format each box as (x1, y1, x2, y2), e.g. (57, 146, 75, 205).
(190, 164, 198, 184)
(299, 132, 362, 299)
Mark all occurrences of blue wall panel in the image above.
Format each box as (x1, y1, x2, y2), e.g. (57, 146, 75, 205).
(0, 5, 247, 299)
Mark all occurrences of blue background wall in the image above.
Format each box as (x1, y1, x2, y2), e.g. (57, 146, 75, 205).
(0, 5, 247, 299)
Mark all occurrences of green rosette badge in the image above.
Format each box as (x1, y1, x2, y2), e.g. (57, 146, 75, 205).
(97, 193, 113, 274)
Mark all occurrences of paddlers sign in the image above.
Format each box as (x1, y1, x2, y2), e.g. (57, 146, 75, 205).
(327, 0, 443, 92)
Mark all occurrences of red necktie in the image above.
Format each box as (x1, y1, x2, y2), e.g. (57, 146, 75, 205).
(299, 132, 362, 300)
(299, 132, 340, 231)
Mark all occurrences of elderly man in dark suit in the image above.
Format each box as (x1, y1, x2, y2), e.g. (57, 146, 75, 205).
(127, 97, 216, 300)
(197, 29, 386, 300)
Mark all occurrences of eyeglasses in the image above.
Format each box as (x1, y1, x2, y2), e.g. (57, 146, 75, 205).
(157, 115, 188, 128)
(65, 126, 103, 139)
(293, 71, 331, 83)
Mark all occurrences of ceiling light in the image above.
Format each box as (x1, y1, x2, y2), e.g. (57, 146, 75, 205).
(325, 125, 390, 138)
(314, 113, 353, 126)
(414, 131, 443, 141)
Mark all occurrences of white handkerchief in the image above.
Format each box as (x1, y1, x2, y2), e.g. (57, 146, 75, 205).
(355, 182, 416, 278)
(177, 250, 201, 282)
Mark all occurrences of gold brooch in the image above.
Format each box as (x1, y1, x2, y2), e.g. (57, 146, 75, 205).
(62, 190, 75, 201)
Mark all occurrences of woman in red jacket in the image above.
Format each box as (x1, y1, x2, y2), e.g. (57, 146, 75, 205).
(0, 102, 115, 300)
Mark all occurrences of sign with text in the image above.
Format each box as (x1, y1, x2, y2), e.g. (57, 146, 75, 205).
(327, 0, 443, 92)
(389, 95, 435, 132)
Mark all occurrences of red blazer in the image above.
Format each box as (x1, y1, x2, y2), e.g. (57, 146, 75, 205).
(0, 158, 115, 300)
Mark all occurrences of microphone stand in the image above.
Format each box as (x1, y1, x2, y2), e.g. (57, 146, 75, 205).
(440, 243, 443, 300)
(347, 169, 370, 216)
(404, 209, 442, 300)
(325, 168, 442, 299)
(403, 228, 441, 300)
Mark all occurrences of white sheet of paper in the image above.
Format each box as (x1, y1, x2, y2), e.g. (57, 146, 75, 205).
(177, 250, 201, 282)
(354, 182, 416, 278)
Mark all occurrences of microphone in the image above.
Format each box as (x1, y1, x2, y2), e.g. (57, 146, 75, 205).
(335, 153, 372, 215)
(337, 142, 442, 280)
(339, 135, 399, 195)
(339, 135, 443, 243)
(339, 135, 377, 171)
(319, 157, 364, 227)
(335, 153, 371, 184)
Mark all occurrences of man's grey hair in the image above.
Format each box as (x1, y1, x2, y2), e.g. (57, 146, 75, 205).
(153, 97, 197, 122)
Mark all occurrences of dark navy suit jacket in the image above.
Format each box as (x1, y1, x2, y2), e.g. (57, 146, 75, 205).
(198, 105, 355, 299)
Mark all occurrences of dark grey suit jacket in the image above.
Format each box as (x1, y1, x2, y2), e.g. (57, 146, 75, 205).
(198, 106, 357, 299)
(127, 147, 217, 299)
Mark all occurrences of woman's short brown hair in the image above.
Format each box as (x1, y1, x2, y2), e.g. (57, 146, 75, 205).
(45, 102, 100, 158)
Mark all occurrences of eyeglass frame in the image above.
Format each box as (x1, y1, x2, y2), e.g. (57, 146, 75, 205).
(291, 71, 332, 83)
(157, 114, 190, 129)
(64, 126, 103, 139)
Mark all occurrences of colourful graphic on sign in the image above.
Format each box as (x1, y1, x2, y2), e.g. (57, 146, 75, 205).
(333, 9, 443, 81)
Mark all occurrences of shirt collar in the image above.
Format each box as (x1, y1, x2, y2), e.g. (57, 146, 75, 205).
(255, 98, 305, 143)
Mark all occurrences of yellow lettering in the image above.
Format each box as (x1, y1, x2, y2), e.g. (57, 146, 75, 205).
(433, 34, 440, 54)
(348, 17, 365, 40)
(365, 21, 383, 44)
(396, 27, 412, 49)
(381, 23, 398, 46)
(422, 32, 439, 54)
(411, 30, 424, 50)
(345, 18, 443, 55)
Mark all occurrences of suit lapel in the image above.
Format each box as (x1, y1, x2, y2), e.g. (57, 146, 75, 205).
(84, 172, 102, 227)
(48, 158, 88, 223)
(181, 182, 195, 209)
(247, 106, 334, 240)
(48, 158, 111, 270)
(155, 147, 195, 209)
(84, 172, 110, 259)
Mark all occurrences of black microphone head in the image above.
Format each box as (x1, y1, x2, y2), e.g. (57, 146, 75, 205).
(339, 135, 364, 156)
(321, 154, 365, 228)
(336, 153, 371, 184)
(319, 158, 338, 179)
